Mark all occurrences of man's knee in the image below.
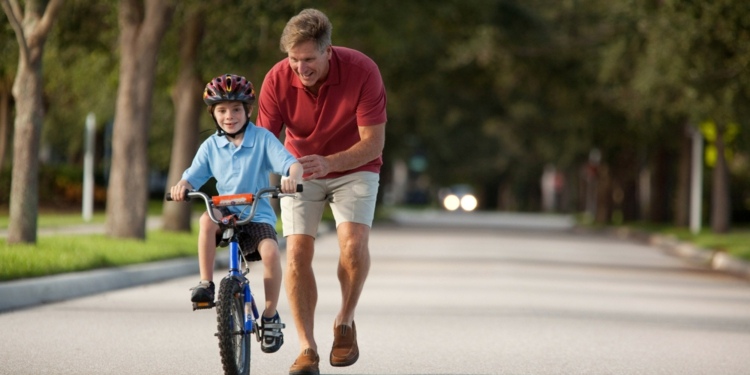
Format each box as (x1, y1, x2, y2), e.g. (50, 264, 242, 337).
(286, 235, 315, 269)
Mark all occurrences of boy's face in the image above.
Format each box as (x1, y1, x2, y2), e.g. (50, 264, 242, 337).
(213, 102, 249, 133)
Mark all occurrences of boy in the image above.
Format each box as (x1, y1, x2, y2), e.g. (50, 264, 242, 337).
(169, 74, 303, 354)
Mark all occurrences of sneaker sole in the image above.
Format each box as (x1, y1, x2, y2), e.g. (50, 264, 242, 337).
(261, 337, 284, 353)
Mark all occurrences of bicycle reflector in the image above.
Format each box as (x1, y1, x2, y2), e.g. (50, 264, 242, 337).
(212, 194, 255, 207)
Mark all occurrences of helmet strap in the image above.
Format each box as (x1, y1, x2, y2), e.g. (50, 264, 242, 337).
(214, 118, 250, 139)
(211, 103, 250, 139)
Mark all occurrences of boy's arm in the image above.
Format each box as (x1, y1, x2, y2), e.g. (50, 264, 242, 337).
(280, 162, 303, 194)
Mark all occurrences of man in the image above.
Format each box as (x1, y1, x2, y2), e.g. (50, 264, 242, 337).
(256, 8, 387, 375)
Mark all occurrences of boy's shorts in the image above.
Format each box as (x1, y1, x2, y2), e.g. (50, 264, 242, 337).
(281, 171, 379, 238)
(216, 207, 277, 262)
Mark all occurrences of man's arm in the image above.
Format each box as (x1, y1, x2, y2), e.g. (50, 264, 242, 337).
(299, 123, 385, 180)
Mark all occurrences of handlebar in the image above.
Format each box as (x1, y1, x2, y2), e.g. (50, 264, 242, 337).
(165, 185, 302, 226)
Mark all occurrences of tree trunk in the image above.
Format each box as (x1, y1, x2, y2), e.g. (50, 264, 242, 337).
(105, 0, 175, 239)
(649, 146, 671, 223)
(0, 89, 9, 169)
(674, 125, 692, 227)
(710, 123, 730, 233)
(2, 0, 64, 244)
(163, 5, 205, 232)
(7, 60, 43, 243)
(595, 165, 612, 224)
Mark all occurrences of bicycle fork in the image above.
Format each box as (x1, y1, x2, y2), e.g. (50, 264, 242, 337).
(229, 242, 261, 339)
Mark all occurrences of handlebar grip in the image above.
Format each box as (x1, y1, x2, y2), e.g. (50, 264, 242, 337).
(165, 189, 191, 202)
(274, 184, 304, 193)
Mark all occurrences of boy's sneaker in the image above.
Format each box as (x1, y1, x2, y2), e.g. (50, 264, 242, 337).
(260, 311, 285, 353)
(190, 280, 215, 303)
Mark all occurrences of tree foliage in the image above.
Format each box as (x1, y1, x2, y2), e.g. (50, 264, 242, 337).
(1, 0, 749, 237)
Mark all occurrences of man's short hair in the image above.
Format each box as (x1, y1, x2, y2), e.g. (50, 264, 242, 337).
(280, 8, 332, 53)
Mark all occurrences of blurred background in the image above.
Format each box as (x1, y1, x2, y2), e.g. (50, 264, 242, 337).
(1, 0, 749, 239)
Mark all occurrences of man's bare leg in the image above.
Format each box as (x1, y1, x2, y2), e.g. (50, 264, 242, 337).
(285, 234, 318, 352)
(334, 222, 371, 327)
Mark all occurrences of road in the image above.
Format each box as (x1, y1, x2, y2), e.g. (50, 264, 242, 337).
(2, 221, 750, 374)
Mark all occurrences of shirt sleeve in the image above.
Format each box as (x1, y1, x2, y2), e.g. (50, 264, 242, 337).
(181, 139, 213, 189)
(356, 60, 388, 127)
(257, 70, 284, 137)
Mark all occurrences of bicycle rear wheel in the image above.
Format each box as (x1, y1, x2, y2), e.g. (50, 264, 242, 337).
(217, 277, 251, 375)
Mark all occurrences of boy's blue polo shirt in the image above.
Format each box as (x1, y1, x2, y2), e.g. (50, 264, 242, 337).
(181, 123, 298, 226)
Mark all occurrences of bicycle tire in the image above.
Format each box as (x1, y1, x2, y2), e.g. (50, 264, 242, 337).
(217, 277, 251, 375)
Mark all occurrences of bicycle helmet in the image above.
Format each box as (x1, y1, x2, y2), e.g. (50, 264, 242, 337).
(203, 74, 255, 138)
(203, 74, 256, 106)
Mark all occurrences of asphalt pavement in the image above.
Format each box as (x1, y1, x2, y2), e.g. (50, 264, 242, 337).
(1, 210, 748, 313)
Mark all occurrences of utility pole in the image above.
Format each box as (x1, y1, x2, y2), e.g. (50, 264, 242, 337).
(83, 113, 96, 222)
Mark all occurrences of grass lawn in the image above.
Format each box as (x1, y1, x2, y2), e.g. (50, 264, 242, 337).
(0, 230, 197, 281)
(0, 201, 334, 281)
(2, 205, 749, 282)
(646, 225, 750, 260)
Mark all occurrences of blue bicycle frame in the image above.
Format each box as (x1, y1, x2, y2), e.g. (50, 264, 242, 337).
(226, 239, 260, 335)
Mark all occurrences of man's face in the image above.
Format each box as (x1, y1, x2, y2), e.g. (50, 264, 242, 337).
(287, 40, 331, 89)
(213, 102, 248, 133)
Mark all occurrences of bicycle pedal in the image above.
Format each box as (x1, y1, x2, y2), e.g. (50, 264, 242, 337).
(192, 301, 216, 311)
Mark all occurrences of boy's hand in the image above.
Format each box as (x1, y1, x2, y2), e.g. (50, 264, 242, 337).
(280, 176, 299, 194)
(281, 162, 304, 194)
(169, 181, 193, 201)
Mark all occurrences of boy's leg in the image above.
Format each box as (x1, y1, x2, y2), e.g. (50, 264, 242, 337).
(258, 238, 282, 317)
(197, 210, 221, 281)
(191, 210, 221, 303)
(245, 223, 286, 354)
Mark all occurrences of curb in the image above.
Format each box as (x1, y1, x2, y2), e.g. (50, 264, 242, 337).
(575, 226, 750, 282)
(0, 257, 199, 312)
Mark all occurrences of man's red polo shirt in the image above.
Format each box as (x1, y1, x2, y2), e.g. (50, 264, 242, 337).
(257, 46, 387, 179)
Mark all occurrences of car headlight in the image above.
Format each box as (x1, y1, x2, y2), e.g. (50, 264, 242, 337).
(460, 194, 478, 211)
(443, 194, 460, 211)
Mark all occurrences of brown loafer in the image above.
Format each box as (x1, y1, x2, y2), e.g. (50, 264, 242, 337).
(330, 321, 359, 367)
(289, 348, 319, 375)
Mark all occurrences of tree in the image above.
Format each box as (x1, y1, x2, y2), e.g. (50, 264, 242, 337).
(105, 0, 174, 239)
(0, 21, 15, 169)
(162, 3, 205, 232)
(1, 0, 64, 244)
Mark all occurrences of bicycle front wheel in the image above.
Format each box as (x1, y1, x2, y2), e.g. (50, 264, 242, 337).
(217, 277, 251, 375)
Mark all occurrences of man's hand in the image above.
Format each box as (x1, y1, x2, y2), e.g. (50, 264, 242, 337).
(299, 154, 331, 180)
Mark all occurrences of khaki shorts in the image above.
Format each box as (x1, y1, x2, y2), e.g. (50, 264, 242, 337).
(281, 171, 379, 237)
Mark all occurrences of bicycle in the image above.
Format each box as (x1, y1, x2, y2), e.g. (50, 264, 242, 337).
(166, 185, 301, 375)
